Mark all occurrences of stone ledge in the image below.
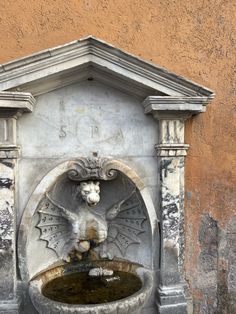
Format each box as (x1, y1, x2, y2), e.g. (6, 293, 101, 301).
(157, 303, 187, 314)
(0, 92, 35, 118)
(156, 284, 188, 313)
(0, 146, 19, 159)
(0, 300, 20, 314)
(155, 144, 189, 157)
(143, 96, 212, 120)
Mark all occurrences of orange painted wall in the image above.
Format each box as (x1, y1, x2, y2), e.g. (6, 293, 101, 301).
(0, 1, 235, 312)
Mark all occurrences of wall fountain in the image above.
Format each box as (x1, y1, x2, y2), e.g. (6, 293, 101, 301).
(0, 37, 214, 313)
(27, 158, 155, 313)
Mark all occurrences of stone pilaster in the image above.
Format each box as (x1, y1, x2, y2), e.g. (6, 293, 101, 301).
(0, 149, 18, 313)
(155, 119, 188, 314)
(0, 92, 35, 313)
(143, 96, 209, 314)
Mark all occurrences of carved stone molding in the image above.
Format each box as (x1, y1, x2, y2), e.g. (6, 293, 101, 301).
(0, 147, 19, 159)
(0, 37, 214, 99)
(155, 144, 189, 157)
(143, 96, 212, 119)
(0, 92, 35, 118)
(67, 157, 118, 181)
(0, 92, 35, 150)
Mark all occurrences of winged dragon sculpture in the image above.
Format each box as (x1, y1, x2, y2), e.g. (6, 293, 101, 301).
(37, 181, 147, 261)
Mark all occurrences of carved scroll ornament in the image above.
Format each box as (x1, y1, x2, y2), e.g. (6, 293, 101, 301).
(67, 157, 118, 181)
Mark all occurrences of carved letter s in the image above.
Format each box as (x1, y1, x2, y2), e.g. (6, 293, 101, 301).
(59, 125, 67, 138)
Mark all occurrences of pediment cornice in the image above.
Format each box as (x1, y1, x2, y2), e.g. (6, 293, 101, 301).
(0, 36, 214, 101)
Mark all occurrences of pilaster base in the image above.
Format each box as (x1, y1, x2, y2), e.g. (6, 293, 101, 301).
(156, 285, 188, 314)
(0, 300, 20, 314)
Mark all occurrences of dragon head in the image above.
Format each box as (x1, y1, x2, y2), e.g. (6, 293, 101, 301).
(78, 181, 100, 206)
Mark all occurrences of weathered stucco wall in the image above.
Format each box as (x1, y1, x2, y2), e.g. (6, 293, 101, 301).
(0, 1, 235, 313)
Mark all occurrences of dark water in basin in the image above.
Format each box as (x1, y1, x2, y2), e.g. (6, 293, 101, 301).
(42, 271, 142, 304)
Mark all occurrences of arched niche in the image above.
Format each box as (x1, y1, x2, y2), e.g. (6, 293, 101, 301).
(18, 158, 159, 281)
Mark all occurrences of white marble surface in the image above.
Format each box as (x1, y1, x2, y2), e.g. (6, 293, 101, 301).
(14, 75, 160, 286)
(17, 80, 157, 158)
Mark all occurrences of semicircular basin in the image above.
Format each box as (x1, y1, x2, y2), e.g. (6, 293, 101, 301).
(29, 260, 153, 314)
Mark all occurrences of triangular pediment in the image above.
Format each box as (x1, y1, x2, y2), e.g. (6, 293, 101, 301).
(0, 36, 214, 100)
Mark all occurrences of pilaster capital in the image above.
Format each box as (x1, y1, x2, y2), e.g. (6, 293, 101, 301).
(0, 91, 35, 118)
(143, 96, 210, 156)
(0, 91, 35, 152)
(155, 144, 189, 157)
(143, 96, 212, 120)
(0, 146, 19, 159)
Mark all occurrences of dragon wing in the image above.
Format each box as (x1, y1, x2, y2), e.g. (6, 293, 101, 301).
(106, 190, 146, 256)
(36, 193, 77, 259)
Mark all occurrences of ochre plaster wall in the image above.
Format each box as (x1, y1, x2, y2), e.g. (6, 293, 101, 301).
(0, 1, 235, 312)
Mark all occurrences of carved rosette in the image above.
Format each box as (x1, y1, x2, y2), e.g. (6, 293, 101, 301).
(67, 157, 118, 181)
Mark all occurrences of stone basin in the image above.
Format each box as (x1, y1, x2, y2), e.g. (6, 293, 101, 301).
(29, 260, 153, 314)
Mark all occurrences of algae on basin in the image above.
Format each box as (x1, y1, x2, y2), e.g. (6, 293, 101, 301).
(42, 270, 142, 304)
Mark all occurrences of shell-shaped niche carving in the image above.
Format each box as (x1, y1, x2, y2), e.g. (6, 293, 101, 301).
(25, 158, 153, 279)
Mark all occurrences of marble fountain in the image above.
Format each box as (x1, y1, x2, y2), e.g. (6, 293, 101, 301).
(0, 37, 214, 313)
(27, 158, 155, 314)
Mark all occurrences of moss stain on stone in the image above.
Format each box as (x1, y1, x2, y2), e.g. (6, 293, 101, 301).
(42, 270, 142, 304)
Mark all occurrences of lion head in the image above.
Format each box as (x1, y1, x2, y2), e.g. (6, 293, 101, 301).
(78, 181, 100, 206)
